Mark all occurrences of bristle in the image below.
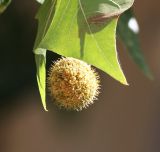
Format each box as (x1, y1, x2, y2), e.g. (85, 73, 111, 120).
(47, 57, 100, 111)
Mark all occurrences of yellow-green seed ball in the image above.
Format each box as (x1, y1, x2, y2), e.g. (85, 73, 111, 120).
(47, 57, 100, 111)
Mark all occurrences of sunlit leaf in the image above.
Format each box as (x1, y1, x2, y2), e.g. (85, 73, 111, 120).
(34, 0, 134, 110)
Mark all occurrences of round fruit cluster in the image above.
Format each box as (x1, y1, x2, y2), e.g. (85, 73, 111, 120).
(48, 57, 100, 111)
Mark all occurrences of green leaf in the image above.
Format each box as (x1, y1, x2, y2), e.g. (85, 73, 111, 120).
(0, 0, 11, 14)
(34, 0, 56, 111)
(35, 52, 47, 111)
(34, 0, 134, 110)
(117, 10, 153, 79)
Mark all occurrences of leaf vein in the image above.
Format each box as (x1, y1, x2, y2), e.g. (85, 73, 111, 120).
(78, 0, 118, 71)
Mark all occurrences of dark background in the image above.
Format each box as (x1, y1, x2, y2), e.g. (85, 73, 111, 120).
(0, 0, 159, 152)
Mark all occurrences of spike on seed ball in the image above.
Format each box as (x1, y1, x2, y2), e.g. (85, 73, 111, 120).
(47, 57, 100, 111)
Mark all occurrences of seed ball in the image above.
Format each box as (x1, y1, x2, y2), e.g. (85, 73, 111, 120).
(47, 57, 100, 111)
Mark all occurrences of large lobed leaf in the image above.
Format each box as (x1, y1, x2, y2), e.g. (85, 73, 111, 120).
(34, 0, 134, 110)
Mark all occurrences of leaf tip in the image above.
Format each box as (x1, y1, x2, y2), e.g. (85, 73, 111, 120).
(43, 106, 48, 112)
(122, 79, 129, 86)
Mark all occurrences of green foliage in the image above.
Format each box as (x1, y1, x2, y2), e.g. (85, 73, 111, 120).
(34, 0, 134, 110)
(0, 0, 11, 14)
(117, 10, 153, 79)
(35, 53, 47, 111)
(0, 0, 152, 111)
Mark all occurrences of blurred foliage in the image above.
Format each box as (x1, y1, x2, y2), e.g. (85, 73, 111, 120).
(117, 9, 152, 79)
(0, 0, 11, 14)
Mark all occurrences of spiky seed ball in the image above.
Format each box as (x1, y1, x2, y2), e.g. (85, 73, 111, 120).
(47, 57, 100, 111)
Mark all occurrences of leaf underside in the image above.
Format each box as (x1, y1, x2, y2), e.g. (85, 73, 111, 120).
(34, 0, 134, 110)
